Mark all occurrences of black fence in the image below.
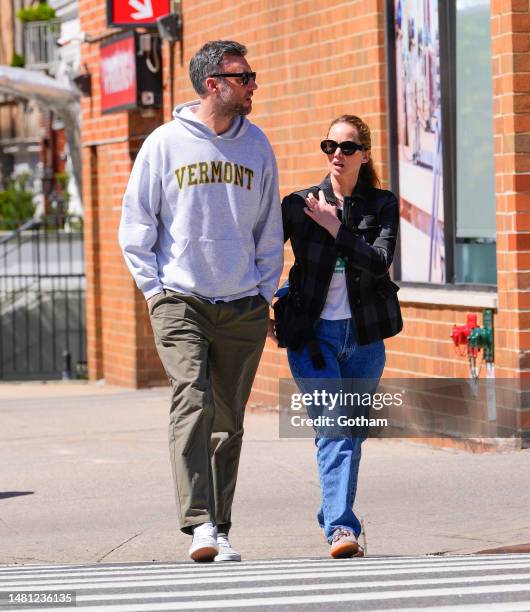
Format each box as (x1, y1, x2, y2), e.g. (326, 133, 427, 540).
(0, 216, 86, 380)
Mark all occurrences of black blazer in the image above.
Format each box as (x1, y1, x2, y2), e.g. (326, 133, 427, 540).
(280, 175, 403, 350)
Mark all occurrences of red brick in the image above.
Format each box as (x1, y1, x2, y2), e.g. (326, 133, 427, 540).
(514, 173, 530, 192)
(508, 232, 530, 249)
(511, 12, 530, 32)
(77, 0, 530, 391)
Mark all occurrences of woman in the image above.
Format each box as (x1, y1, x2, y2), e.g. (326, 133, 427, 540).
(272, 115, 402, 558)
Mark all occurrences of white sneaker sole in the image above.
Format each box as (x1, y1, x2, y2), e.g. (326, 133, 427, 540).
(214, 550, 241, 562)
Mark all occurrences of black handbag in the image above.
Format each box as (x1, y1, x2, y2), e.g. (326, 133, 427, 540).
(273, 285, 325, 369)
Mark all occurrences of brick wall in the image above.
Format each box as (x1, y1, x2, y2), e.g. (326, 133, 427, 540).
(79, 0, 166, 386)
(81, 0, 395, 389)
(491, 0, 530, 434)
(161, 0, 394, 406)
(384, 306, 483, 379)
(80, 0, 530, 437)
(164, 0, 388, 406)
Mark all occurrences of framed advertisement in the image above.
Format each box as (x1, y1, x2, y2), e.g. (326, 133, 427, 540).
(386, 0, 456, 284)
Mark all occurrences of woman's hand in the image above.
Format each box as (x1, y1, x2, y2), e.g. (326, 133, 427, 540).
(267, 318, 278, 345)
(304, 190, 342, 238)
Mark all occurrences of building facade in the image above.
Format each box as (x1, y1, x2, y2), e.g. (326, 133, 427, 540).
(0, 0, 42, 209)
(77, 0, 530, 443)
(0, 0, 83, 216)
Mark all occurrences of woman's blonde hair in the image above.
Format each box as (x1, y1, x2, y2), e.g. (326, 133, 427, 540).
(329, 115, 380, 188)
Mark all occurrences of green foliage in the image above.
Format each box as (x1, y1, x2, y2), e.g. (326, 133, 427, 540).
(16, 2, 56, 22)
(10, 52, 25, 68)
(46, 172, 70, 218)
(0, 174, 36, 230)
(54, 171, 69, 195)
(67, 216, 83, 231)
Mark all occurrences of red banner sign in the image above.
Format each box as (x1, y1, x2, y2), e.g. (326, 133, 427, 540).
(107, 0, 171, 28)
(100, 33, 137, 113)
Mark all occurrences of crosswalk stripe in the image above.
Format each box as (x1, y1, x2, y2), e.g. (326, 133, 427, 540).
(1, 556, 530, 582)
(384, 604, 530, 612)
(19, 583, 530, 612)
(1, 561, 530, 591)
(71, 572, 530, 602)
(1, 553, 528, 574)
(2, 555, 529, 611)
(1, 556, 529, 579)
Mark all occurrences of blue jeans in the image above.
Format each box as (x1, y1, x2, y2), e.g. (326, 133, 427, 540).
(287, 318, 385, 542)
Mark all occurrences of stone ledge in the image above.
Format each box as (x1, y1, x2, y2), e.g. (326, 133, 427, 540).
(398, 286, 498, 309)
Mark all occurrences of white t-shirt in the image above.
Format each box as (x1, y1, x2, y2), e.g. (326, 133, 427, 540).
(320, 255, 352, 320)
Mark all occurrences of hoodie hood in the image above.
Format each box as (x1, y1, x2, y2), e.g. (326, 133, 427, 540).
(172, 100, 250, 140)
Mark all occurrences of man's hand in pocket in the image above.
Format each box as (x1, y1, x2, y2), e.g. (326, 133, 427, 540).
(147, 292, 162, 311)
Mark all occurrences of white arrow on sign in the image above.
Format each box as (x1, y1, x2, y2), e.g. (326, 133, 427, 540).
(129, 0, 153, 20)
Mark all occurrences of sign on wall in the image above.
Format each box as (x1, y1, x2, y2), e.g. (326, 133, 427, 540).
(100, 32, 137, 113)
(107, 0, 171, 28)
(100, 31, 163, 114)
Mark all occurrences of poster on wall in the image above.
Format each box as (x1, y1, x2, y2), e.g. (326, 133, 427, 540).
(100, 33, 137, 113)
(394, 0, 445, 283)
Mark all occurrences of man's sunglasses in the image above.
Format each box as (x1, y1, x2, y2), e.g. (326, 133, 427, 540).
(210, 71, 257, 85)
(320, 140, 365, 156)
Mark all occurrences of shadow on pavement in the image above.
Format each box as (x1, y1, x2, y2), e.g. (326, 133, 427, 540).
(0, 491, 34, 500)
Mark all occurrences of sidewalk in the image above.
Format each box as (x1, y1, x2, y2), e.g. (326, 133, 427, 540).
(1, 382, 529, 565)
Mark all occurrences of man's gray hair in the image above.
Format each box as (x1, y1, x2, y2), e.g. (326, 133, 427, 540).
(189, 40, 247, 96)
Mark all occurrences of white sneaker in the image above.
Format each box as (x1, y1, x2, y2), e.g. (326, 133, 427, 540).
(189, 522, 218, 562)
(214, 532, 241, 562)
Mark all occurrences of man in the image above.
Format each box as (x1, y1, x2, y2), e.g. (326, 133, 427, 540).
(119, 40, 283, 562)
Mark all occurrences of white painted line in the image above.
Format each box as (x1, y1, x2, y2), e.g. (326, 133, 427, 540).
(2, 559, 530, 586)
(2, 562, 530, 590)
(74, 572, 530, 602)
(2, 557, 530, 578)
(392, 603, 530, 612)
(2, 556, 530, 581)
(27, 582, 530, 612)
(1, 553, 529, 574)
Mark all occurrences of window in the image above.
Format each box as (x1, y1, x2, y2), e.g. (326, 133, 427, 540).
(455, 0, 496, 284)
(387, 0, 496, 286)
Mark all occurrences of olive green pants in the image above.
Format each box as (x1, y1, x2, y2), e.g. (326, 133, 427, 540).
(149, 290, 268, 534)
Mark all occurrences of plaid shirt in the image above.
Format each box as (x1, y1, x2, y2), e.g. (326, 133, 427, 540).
(281, 175, 403, 347)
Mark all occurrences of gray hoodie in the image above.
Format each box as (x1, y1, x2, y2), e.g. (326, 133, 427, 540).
(119, 101, 283, 303)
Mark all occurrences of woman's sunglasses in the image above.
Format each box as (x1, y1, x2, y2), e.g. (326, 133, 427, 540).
(320, 140, 365, 156)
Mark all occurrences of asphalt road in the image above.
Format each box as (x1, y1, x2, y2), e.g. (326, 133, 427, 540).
(0, 382, 529, 565)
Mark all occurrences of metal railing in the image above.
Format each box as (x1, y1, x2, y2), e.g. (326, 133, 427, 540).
(0, 215, 86, 380)
(23, 19, 61, 71)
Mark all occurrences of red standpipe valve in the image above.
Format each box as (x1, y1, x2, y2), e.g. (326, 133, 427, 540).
(450, 313, 478, 357)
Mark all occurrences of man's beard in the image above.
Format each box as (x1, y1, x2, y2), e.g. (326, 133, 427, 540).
(230, 102, 251, 116)
(218, 99, 251, 117)
(218, 86, 251, 116)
